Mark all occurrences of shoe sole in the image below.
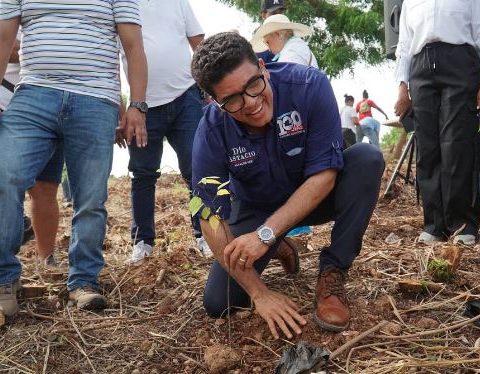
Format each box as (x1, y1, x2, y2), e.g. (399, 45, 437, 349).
(313, 312, 349, 332)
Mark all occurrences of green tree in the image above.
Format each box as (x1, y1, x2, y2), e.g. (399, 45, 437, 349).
(218, 0, 385, 77)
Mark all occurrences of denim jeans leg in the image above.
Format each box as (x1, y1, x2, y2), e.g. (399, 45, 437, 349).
(63, 93, 118, 291)
(167, 85, 204, 237)
(128, 105, 169, 245)
(362, 126, 380, 148)
(355, 125, 364, 143)
(0, 85, 60, 285)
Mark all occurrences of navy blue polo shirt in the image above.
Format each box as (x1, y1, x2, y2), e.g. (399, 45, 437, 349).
(191, 62, 343, 220)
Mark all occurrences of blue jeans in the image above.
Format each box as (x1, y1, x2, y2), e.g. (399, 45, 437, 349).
(0, 85, 117, 290)
(356, 117, 380, 148)
(128, 85, 203, 245)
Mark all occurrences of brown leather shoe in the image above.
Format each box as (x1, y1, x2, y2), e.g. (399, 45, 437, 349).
(273, 237, 301, 274)
(314, 268, 350, 332)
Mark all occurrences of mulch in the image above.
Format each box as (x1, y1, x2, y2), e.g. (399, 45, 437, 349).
(1, 167, 479, 373)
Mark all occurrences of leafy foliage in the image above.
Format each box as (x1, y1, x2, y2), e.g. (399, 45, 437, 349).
(218, 0, 385, 77)
(381, 127, 403, 148)
(189, 178, 230, 231)
(428, 258, 455, 283)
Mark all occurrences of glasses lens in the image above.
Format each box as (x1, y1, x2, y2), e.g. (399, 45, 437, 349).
(245, 76, 266, 97)
(220, 74, 266, 113)
(222, 94, 244, 113)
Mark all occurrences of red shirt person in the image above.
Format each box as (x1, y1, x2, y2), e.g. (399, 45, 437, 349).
(355, 90, 388, 121)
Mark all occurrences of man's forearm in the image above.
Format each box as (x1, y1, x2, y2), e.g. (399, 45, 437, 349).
(118, 24, 147, 102)
(200, 219, 269, 299)
(265, 169, 337, 237)
(125, 44, 147, 102)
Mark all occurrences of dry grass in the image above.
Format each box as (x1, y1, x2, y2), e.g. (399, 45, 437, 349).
(1, 167, 480, 373)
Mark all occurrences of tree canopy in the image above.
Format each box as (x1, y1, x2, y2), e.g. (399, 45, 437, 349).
(218, 0, 385, 77)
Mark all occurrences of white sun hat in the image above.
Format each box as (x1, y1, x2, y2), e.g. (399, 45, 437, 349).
(250, 14, 313, 53)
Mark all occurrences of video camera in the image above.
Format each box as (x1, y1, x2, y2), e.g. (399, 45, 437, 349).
(384, 0, 403, 60)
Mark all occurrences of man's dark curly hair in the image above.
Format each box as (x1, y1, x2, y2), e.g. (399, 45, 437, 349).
(191, 32, 258, 98)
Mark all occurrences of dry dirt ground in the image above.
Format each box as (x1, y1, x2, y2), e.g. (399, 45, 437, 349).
(1, 163, 480, 373)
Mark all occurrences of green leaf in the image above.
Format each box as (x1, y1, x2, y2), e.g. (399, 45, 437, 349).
(201, 207, 211, 220)
(209, 215, 220, 231)
(199, 177, 221, 185)
(216, 189, 230, 196)
(217, 180, 230, 190)
(188, 196, 203, 216)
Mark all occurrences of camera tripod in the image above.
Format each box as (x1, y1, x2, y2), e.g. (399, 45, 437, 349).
(383, 132, 416, 197)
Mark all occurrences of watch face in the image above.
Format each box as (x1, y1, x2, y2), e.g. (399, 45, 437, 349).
(139, 102, 148, 113)
(259, 227, 273, 241)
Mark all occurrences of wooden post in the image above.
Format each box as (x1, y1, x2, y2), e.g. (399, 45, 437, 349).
(440, 245, 465, 272)
(393, 129, 407, 160)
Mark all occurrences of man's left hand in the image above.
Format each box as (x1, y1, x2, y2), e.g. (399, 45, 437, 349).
(224, 232, 269, 271)
(121, 107, 147, 148)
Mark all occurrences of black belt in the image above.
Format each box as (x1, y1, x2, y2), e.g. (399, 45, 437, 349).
(1, 79, 15, 93)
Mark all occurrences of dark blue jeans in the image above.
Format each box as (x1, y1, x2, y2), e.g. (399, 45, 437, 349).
(203, 143, 385, 317)
(128, 85, 204, 245)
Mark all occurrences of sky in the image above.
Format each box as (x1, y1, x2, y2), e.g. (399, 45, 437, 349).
(111, 0, 399, 176)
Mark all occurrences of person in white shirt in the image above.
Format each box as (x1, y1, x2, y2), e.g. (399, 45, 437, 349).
(339, 94, 358, 148)
(119, 0, 211, 263)
(394, 0, 480, 245)
(251, 14, 318, 68)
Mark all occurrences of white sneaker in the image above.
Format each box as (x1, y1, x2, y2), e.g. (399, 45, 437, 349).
(196, 237, 213, 257)
(418, 231, 443, 244)
(126, 240, 153, 264)
(453, 234, 476, 246)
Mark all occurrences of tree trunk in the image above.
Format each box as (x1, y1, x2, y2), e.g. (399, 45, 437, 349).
(393, 129, 407, 160)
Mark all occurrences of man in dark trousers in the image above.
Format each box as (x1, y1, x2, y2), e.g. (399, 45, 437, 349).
(394, 0, 480, 245)
(190, 32, 384, 339)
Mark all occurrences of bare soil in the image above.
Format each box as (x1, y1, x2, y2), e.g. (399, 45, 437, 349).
(1, 165, 479, 373)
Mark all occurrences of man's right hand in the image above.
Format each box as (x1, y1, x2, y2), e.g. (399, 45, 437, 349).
(120, 107, 147, 148)
(252, 289, 307, 340)
(394, 82, 411, 119)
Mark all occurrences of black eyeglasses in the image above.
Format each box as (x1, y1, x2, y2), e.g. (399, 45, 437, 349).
(217, 71, 267, 113)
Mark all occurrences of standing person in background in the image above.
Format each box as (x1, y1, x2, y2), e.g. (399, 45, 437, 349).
(355, 90, 388, 148)
(0, 0, 147, 319)
(340, 94, 358, 148)
(0, 34, 60, 267)
(251, 14, 318, 68)
(256, 0, 286, 63)
(394, 0, 480, 245)
(120, 0, 212, 263)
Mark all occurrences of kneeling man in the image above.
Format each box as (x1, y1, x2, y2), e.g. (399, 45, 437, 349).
(190, 32, 384, 339)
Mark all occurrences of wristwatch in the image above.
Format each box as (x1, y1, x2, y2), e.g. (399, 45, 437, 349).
(257, 225, 276, 246)
(129, 101, 148, 114)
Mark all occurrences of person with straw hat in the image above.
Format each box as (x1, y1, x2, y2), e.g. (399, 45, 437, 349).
(251, 14, 318, 68)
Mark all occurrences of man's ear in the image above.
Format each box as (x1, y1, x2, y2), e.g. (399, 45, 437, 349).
(258, 59, 270, 80)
